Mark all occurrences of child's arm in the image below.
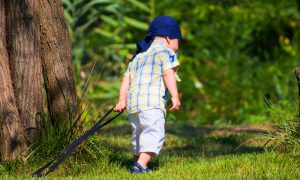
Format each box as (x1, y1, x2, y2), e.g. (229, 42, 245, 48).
(163, 68, 181, 112)
(113, 74, 130, 112)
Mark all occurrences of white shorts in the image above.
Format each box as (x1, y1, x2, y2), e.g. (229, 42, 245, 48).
(129, 108, 165, 155)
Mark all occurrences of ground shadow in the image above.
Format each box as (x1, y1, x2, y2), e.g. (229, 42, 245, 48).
(99, 122, 275, 170)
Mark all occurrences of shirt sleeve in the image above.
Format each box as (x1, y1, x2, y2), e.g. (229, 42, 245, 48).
(157, 51, 180, 71)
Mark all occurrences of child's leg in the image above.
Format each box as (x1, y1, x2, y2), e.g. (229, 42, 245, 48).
(132, 152, 153, 170)
(137, 152, 154, 168)
(135, 109, 165, 169)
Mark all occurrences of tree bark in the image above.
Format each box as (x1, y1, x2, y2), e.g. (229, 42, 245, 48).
(0, 0, 78, 160)
(5, 0, 43, 143)
(0, 1, 28, 161)
(295, 66, 300, 118)
(37, 0, 78, 125)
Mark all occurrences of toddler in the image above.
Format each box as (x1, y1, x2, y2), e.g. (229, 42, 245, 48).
(114, 16, 182, 174)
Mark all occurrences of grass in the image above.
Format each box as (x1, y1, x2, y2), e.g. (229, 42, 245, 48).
(265, 101, 300, 157)
(0, 121, 299, 179)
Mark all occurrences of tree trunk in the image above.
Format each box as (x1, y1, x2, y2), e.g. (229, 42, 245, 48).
(0, 0, 28, 161)
(5, 0, 43, 143)
(295, 66, 300, 118)
(37, 0, 78, 125)
(0, 0, 78, 160)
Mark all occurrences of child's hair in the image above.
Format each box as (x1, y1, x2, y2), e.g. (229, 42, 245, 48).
(132, 16, 182, 60)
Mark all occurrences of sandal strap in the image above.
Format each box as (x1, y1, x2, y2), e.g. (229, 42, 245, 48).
(133, 162, 145, 171)
(130, 167, 142, 174)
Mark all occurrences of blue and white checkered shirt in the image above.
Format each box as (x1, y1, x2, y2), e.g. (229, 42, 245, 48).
(125, 40, 180, 114)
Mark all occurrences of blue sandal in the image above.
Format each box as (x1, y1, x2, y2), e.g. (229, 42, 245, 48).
(130, 162, 150, 174)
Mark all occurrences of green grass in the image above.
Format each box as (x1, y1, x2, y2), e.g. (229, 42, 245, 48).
(0, 122, 299, 179)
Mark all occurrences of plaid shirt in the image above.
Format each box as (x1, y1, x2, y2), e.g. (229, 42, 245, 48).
(125, 40, 180, 114)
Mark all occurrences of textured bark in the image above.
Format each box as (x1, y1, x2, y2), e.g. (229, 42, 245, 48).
(37, 0, 78, 124)
(0, 1, 28, 160)
(295, 66, 300, 118)
(6, 0, 43, 142)
(0, 0, 78, 160)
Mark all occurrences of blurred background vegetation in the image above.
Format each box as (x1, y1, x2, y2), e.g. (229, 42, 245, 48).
(63, 0, 300, 125)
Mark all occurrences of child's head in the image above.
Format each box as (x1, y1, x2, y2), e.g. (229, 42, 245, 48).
(132, 16, 181, 59)
(154, 36, 179, 52)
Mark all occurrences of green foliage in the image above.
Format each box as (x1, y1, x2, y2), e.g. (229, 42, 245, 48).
(265, 101, 300, 157)
(62, 0, 154, 77)
(156, 0, 300, 124)
(65, 0, 300, 124)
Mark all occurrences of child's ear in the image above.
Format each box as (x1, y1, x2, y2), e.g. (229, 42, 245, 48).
(166, 37, 171, 45)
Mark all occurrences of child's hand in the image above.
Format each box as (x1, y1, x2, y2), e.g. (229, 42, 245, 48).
(169, 96, 181, 112)
(113, 102, 126, 112)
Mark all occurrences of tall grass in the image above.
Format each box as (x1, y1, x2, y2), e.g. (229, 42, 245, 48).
(27, 109, 106, 163)
(27, 62, 111, 167)
(266, 100, 300, 156)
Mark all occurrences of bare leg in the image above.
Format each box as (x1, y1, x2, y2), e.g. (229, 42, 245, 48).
(135, 152, 154, 169)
